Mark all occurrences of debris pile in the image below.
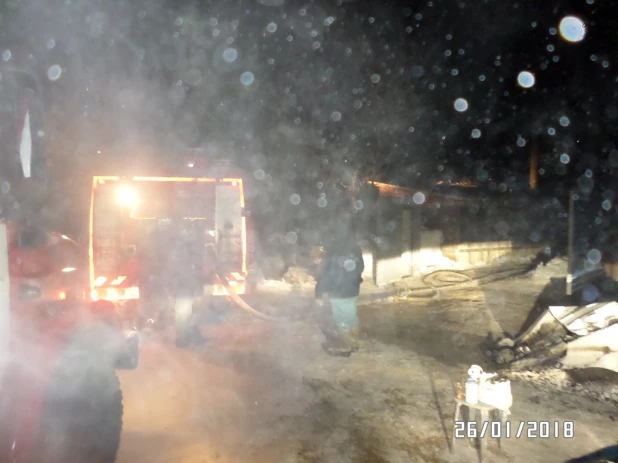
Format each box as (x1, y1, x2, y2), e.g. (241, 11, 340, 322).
(507, 369, 618, 405)
(490, 301, 618, 374)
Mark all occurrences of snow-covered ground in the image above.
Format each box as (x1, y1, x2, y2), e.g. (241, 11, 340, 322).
(116, 261, 617, 463)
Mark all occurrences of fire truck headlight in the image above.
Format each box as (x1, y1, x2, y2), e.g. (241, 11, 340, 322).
(115, 185, 139, 207)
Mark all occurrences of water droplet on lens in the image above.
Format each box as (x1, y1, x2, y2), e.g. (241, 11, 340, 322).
(454, 98, 468, 112)
(47, 65, 62, 81)
(240, 71, 255, 85)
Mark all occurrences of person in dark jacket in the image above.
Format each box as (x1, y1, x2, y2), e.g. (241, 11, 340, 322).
(315, 219, 365, 356)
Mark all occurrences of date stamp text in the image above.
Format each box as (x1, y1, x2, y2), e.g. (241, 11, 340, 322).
(454, 421, 575, 439)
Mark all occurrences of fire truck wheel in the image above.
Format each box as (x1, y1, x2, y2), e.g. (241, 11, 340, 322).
(30, 339, 123, 463)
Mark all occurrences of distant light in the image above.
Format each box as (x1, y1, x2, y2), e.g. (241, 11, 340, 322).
(517, 71, 535, 88)
(454, 98, 468, 112)
(61, 267, 77, 273)
(559, 16, 586, 43)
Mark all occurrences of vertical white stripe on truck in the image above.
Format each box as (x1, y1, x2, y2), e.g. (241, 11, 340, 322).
(0, 223, 10, 358)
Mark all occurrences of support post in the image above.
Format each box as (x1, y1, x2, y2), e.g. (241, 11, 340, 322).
(567, 190, 575, 296)
(529, 142, 539, 189)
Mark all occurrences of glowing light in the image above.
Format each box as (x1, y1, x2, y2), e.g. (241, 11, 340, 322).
(115, 185, 139, 207)
(110, 276, 127, 285)
(61, 267, 77, 273)
(94, 276, 107, 287)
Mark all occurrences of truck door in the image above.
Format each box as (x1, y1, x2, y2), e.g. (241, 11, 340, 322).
(215, 182, 243, 272)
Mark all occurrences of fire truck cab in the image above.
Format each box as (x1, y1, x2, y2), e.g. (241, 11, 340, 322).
(1, 61, 136, 462)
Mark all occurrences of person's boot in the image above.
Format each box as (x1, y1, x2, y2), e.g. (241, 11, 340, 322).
(348, 327, 360, 352)
(338, 330, 359, 353)
(321, 339, 352, 357)
(321, 329, 353, 357)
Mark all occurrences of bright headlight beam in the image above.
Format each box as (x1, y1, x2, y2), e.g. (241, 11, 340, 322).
(115, 185, 139, 207)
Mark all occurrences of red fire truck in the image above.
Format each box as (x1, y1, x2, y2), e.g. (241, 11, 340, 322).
(0, 63, 137, 461)
(89, 168, 249, 347)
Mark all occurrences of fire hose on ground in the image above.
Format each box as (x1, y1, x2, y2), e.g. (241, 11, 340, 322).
(209, 244, 311, 322)
(214, 254, 530, 322)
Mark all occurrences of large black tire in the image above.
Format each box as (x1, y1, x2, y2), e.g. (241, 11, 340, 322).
(30, 334, 123, 463)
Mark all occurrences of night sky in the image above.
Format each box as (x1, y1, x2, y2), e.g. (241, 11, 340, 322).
(1, 0, 617, 240)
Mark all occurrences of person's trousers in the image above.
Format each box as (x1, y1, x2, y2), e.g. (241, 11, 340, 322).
(329, 297, 359, 333)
